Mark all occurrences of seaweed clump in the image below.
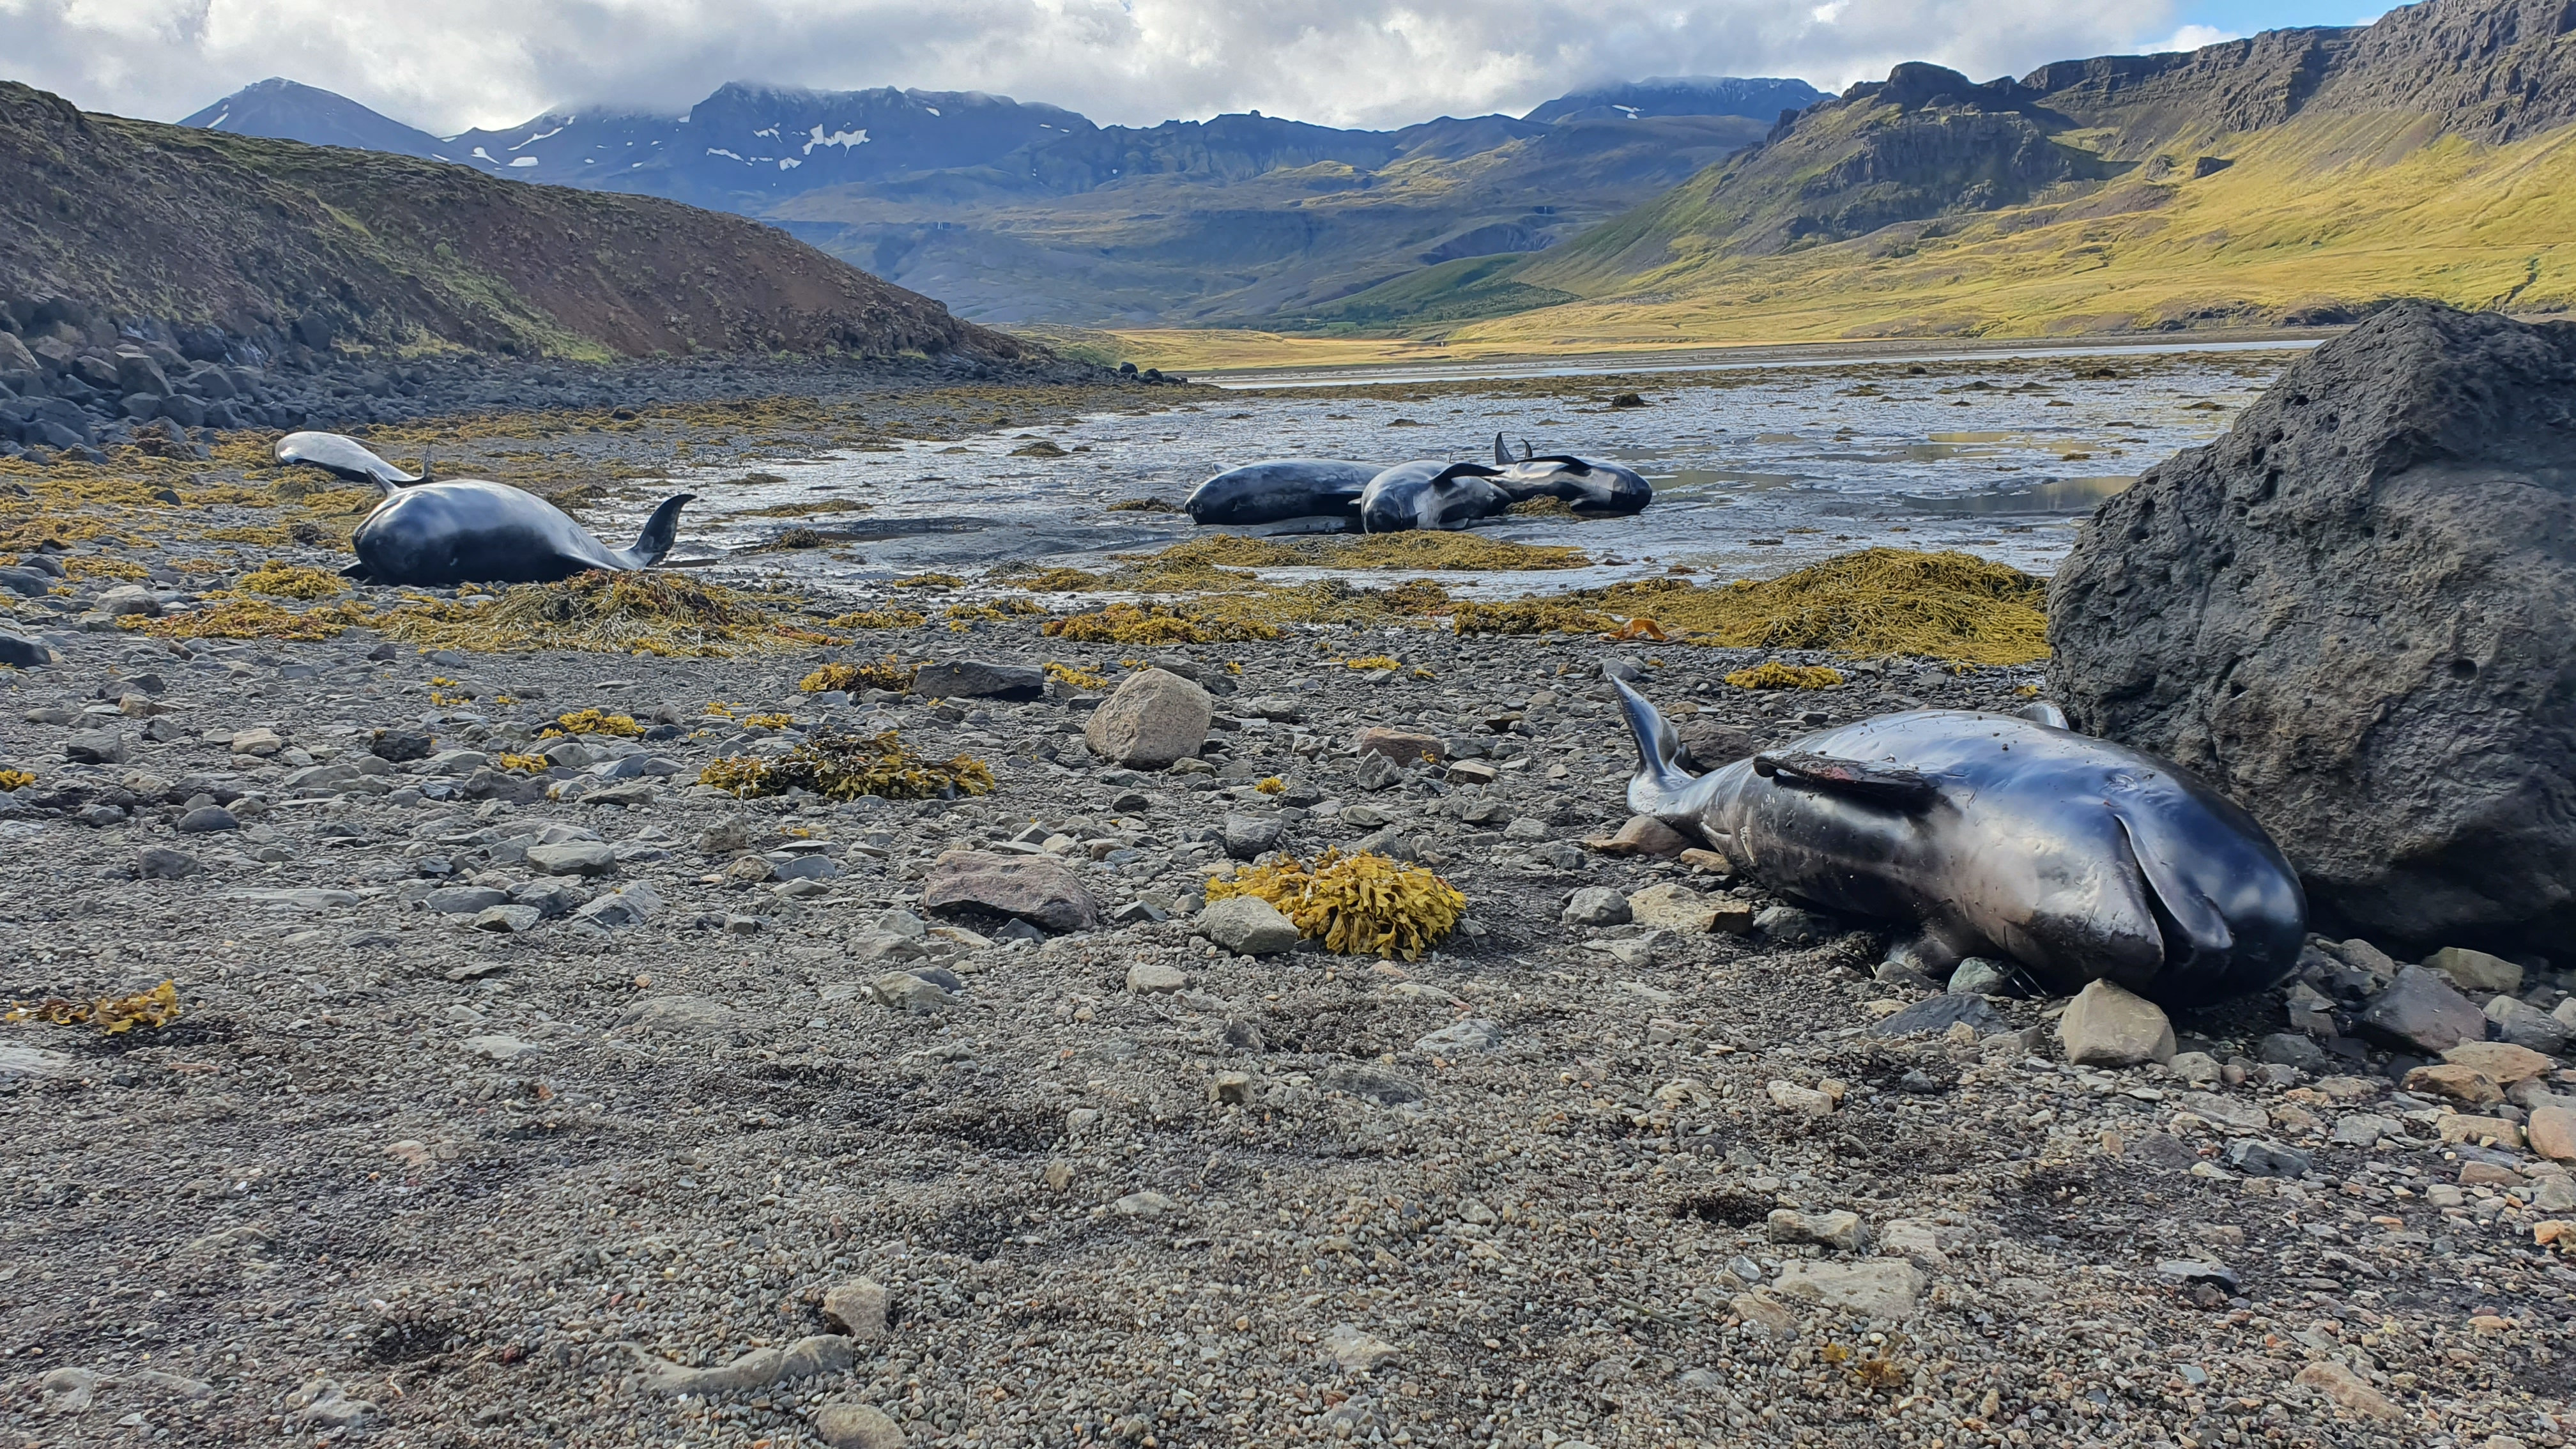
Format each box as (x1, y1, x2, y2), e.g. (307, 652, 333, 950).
(541, 709, 644, 737)
(1208, 850, 1466, 961)
(699, 729, 994, 802)
(0, 769, 35, 791)
(125, 599, 374, 641)
(4, 980, 181, 1034)
(1134, 533, 1586, 575)
(1726, 661, 1846, 690)
(801, 656, 918, 693)
(1452, 599, 1616, 636)
(1597, 549, 2048, 664)
(1042, 603, 1280, 645)
(234, 561, 348, 599)
(376, 571, 811, 657)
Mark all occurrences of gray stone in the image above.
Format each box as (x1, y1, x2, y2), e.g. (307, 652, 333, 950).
(1770, 1260, 1922, 1321)
(370, 728, 435, 762)
(921, 849, 1102, 933)
(0, 632, 57, 668)
(1084, 668, 1211, 769)
(911, 659, 1045, 701)
(2257, 1031, 2327, 1070)
(1126, 960, 1187, 993)
(821, 1276, 891, 1338)
(771, 854, 842, 882)
(1754, 905, 1820, 943)
(572, 882, 661, 928)
(93, 584, 160, 618)
(2427, 945, 2523, 995)
(525, 841, 618, 877)
(2048, 303, 2576, 947)
(509, 879, 587, 917)
(1350, 752, 1404, 791)
(470, 904, 543, 933)
(1195, 895, 1301, 955)
(1562, 886, 1632, 927)
(1221, 811, 1286, 859)
(425, 885, 509, 915)
(2488, 994, 2572, 1054)
(1415, 1018, 1505, 1053)
(174, 804, 238, 832)
(1869, 993, 2005, 1038)
(2057, 979, 2176, 1066)
(136, 845, 200, 878)
(2331, 1113, 2400, 1147)
(63, 727, 127, 764)
(2221, 1139, 2312, 1177)
(463, 1034, 538, 1064)
(813, 1400, 905, 1449)
(1948, 957, 2012, 995)
(2358, 964, 2487, 1054)
(1767, 1208, 1864, 1250)
(1317, 1062, 1423, 1104)
(869, 972, 955, 1013)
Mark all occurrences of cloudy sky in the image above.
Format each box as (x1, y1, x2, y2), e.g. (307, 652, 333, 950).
(1, 0, 2386, 134)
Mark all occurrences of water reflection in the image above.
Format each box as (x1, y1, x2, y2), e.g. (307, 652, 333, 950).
(1903, 476, 2134, 516)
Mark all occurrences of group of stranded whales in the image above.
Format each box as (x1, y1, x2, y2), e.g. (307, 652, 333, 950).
(1184, 436, 1653, 530)
(274, 431, 695, 588)
(273, 429, 2305, 1006)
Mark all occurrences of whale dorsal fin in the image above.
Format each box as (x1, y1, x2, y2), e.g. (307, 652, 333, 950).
(1753, 752, 1943, 811)
(1427, 461, 1500, 487)
(1493, 433, 1510, 466)
(1519, 438, 1533, 461)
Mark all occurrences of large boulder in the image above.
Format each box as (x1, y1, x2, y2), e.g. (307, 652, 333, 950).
(2048, 303, 2576, 951)
(1083, 668, 1210, 770)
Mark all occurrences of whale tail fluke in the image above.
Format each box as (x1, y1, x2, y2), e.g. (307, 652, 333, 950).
(1612, 677, 1694, 815)
(625, 493, 696, 567)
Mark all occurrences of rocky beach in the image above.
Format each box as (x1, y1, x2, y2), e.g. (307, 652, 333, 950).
(6, 307, 2576, 1449)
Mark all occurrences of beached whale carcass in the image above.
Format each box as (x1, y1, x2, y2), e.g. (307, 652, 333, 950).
(1614, 679, 2306, 1004)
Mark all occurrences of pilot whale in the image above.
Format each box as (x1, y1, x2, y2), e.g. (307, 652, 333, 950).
(1358, 459, 1513, 533)
(275, 431, 426, 490)
(1614, 679, 2306, 1005)
(1184, 459, 1378, 525)
(344, 481, 695, 587)
(1489, 436, 1652, 515)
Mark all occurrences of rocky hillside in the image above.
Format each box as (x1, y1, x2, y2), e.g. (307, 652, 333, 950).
(0, 81, 1021, 363)
(181, 76, 1792, 325)
(1364, 0, 2576, 348)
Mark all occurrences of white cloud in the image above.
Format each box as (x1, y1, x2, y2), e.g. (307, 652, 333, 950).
(0, 0, 2204, 134)
(2149, 22, 2239, 52)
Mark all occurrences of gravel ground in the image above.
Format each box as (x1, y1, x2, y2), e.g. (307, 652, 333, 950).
(6, 422, 2576, 1449)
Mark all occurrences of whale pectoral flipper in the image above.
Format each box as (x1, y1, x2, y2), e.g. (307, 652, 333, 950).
(1752, 753, 1943, 811)
(2112, 808, 2234, 967)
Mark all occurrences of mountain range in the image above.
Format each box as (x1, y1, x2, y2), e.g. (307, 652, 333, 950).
(0, 80, 1018, 364)
(159, 0, 2576, 352)
(178, 75, 1825, 325)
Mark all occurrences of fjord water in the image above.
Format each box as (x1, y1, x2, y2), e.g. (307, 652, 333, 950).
(643, 348, 2297, 595)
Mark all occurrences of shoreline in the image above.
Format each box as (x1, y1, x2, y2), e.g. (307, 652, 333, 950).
(1184, 328, 2340, 390)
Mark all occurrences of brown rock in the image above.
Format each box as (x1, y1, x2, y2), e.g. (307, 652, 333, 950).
(1585, 815, 1692, 857)
(2057, 979, 2175, 1066)
(1627, 882, 1717, 933)
(813, 1400, 905, 1449)
(2441, 1040, 2556, 1085)
(2295, 1361, 2402, 1422)
(820, 1277, 891, 1339)
(920, 850, 1103, 933)
(1354, 728, 1443, 765)
(2527, 1105, 2576, 1160)
(2404, 1062, 2504, 1106)
(1678, 847, 1733, 873)
(1084, 668, 1211, 769)
(2437, 1114, 2524, 1149)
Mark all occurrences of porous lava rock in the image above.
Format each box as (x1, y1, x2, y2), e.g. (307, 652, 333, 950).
(2048, 302, 2576, 951)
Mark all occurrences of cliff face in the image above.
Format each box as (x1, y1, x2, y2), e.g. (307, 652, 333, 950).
(0, 82, 1021, 362)
(1524, 0, 2576, 296)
